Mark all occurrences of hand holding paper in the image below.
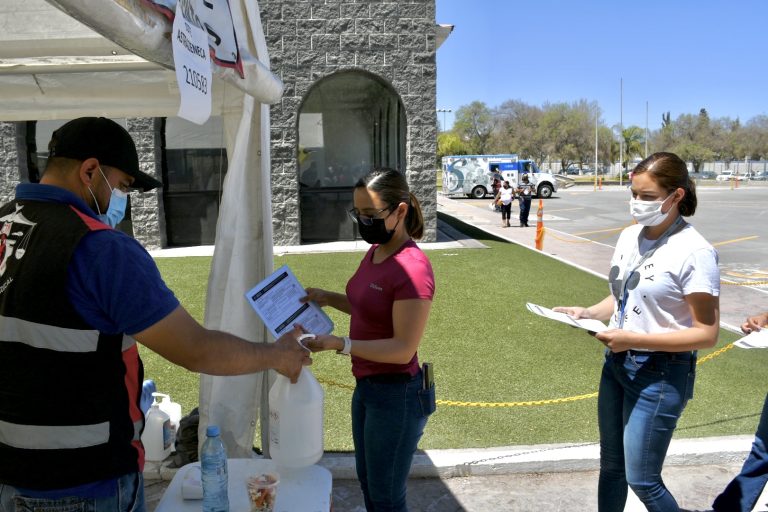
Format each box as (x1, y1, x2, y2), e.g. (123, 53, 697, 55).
(526, 303, 609, 333)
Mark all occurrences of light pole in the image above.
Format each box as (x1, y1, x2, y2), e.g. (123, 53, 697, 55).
(437, 108, 452, 132)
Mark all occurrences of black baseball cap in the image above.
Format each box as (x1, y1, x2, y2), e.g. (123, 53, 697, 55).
(48, 117, 163, 192)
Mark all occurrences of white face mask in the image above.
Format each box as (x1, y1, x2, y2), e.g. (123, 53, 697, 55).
(629, 193, 674, 226)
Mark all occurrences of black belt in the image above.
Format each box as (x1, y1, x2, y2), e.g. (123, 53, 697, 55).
(359, 372, 414, 384)
(626, 350, 695, 361)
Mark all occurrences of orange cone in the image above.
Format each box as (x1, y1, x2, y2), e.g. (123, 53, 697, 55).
(535, 199, 544, 251)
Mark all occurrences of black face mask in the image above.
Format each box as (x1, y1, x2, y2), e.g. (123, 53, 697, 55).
(358, 216, 399, 245)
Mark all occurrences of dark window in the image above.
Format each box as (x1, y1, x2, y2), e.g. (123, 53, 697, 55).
(162, 117, 227, 247)
(298, 71, 406, 243)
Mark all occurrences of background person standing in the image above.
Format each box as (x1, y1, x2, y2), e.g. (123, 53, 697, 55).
(494, 180, 515, 227)
(516, 173, 534, 227)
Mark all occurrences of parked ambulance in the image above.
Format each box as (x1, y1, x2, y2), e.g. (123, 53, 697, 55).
(441, 154, 559, 199)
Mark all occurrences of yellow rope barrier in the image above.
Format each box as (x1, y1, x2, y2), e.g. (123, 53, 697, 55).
(314, 343, 736, 408)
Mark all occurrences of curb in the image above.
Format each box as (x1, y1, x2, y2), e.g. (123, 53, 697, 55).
(317, 435, 753, 480)
(145, 434, 755, 482)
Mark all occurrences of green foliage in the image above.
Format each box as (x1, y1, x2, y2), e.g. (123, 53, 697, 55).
(436, 132, 469, 167)
(453, 101, 495, 154)
(447, 98, 768, 170)
(145, 238, 764, 450)
(620, 126, 646, 168)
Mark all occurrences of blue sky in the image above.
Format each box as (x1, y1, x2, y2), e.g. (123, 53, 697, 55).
(435, 0, 768, 132)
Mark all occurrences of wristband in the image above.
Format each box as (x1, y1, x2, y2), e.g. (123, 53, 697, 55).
(337, 336, 352, 356)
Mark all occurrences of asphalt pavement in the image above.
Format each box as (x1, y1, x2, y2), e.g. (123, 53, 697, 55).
(145, 184, 768, 511)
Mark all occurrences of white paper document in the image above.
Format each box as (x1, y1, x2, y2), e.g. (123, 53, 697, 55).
(245, 265, 334, 339)
(734, 329, 768, 349)
(526, 302, 610, 333)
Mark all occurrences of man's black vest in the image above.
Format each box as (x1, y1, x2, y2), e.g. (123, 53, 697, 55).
(0, 200, 144, 489)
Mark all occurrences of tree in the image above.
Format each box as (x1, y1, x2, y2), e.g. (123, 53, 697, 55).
(670, 111, 716, 172)
(491, 99, 546, 161)
(619, 126, 645, 169)
(453, 101, 495, 154)
(436, 132, 469, 167)
(538, 100, 596, 171)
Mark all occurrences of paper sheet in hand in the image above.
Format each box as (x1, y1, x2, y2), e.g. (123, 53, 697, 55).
(734, 329, 768, 349)
(245, 265, 334, 339)
(526, 303, 609, 333)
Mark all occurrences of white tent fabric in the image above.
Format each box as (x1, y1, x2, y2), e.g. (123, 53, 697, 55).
(0, 0, 282, 458)
(198, 0, 277, 457)
(199, 94, 274, 458)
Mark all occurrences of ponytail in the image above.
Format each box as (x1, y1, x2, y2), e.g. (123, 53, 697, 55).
(405, 192, 425, 239)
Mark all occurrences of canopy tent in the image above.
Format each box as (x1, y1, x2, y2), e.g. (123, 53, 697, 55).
(0, 0, 282, 457)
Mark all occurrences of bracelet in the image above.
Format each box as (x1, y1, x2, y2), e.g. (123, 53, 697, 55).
(336, 336, 351, 356)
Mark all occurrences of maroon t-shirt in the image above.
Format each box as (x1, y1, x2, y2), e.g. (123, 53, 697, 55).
(346, 239, 435, 379)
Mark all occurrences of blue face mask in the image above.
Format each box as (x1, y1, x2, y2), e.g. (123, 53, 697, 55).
(88, 167, 128, 228)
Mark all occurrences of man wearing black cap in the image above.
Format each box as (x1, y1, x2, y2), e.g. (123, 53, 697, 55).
(0, 117, 310, 511)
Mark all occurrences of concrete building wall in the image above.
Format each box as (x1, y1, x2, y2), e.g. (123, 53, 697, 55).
(261, 0, 438, 245)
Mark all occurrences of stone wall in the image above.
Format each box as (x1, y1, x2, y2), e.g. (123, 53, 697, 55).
(261, 0, 438, 245)
(0, 122, 21, 205)
(126, 118, 164, 250)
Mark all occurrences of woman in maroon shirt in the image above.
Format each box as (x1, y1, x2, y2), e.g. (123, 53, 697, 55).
(303, 168, 435, 512)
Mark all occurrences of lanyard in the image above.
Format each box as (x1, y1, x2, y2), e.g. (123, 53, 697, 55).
(616, 216, 685, 328)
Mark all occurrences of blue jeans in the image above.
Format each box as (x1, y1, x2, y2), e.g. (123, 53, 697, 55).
(0, 473, 145, 512)
(518, 197, 531, 225)
(597, 350, 695, 512)
(713, 392, 768, 511)
(352, 371, 433, 512)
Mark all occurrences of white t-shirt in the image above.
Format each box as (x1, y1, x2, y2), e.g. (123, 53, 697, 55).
(608, 222, 720, 335)
(499, 187, 514, 204)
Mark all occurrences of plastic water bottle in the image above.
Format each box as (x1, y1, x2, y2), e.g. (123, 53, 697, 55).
(201, 425, 229, 512)
(268, 367, 324, 468)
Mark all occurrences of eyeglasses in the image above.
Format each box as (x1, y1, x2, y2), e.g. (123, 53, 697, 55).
(347, 205, 394, 226)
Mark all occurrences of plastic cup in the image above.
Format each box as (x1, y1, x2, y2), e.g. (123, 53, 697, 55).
(246, 473, 279, 512)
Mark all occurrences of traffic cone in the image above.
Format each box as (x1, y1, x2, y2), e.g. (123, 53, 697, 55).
(535, 199, 544, 251)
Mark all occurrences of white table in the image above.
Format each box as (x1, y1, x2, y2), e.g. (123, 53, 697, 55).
(154, 458, 332, 512)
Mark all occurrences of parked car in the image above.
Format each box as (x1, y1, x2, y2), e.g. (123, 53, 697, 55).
(751, 171, 768, 181)
(694, 171, 716, 180)
(715, 170, 747, 181)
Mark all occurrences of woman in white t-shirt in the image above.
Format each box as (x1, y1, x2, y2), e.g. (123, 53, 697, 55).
(554, 152, 720, 512)
(494, 180, 515, 227)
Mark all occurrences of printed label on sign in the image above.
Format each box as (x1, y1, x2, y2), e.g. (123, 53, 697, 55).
(172, 0, 212, 125)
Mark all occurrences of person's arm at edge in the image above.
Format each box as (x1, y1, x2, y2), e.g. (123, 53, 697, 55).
(307, 298, 432, 364)
(134, 306, 310, 381)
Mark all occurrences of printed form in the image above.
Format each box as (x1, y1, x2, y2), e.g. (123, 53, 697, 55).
(246, 265, 334, 339)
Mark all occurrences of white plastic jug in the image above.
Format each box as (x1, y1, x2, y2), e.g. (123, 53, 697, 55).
(141, 398, 172, 462)
(153, 392, 182, 435)
(268, 366, 324, 468)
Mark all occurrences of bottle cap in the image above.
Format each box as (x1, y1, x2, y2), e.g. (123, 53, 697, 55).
(206, 425, 220, 437)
